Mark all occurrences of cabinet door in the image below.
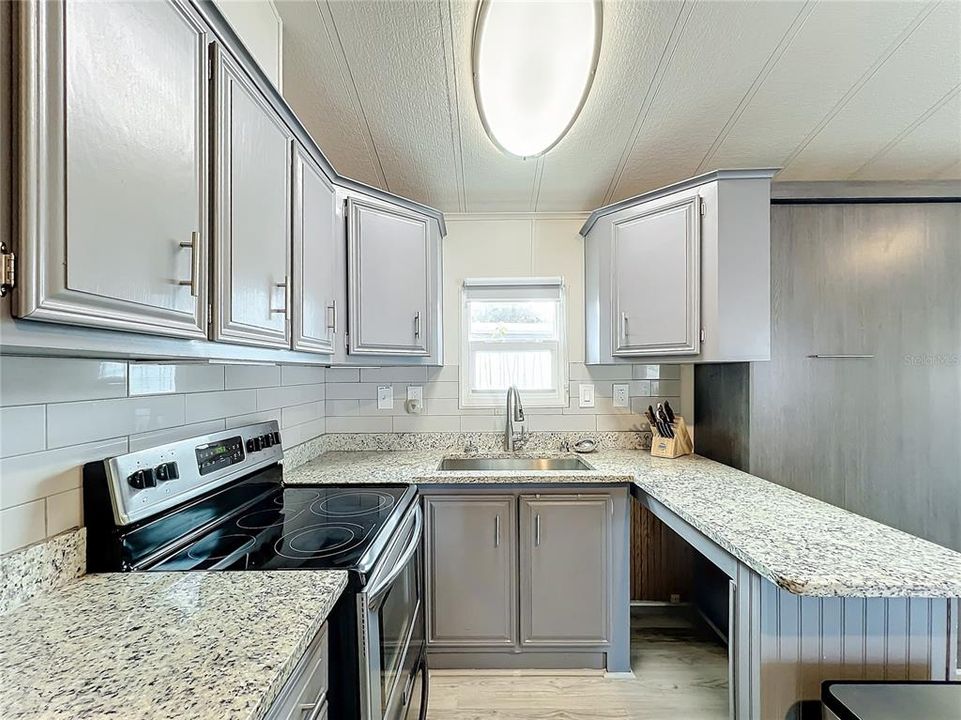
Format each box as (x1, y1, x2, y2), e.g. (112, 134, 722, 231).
(520, 495, 612, 646)
(424, 496, 516, 647)
(16, 0, 209, 338)
(212, 45, 292, 348)
(347, 198, 431, 356)
(292, 145, 337, 354)
(612, 195, 701, 356)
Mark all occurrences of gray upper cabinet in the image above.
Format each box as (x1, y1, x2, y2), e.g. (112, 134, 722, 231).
(292, 145, 337, 355)
(519, 495, 612, 646)
(424, 495, 517, 647)
(14, 0, 210, 339)
(612, 193, 701, 356)
(346, 197, 433, 356)
(212, 45, 293, 349)
(584, 169, 776, 364)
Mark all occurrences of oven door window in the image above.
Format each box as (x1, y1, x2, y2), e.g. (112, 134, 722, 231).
(378, 549, 421, 715)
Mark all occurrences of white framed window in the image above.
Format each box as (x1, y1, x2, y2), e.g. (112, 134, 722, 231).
(460, 277, 568, 408)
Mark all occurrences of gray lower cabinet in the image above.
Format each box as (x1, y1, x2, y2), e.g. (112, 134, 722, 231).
(519, 495, 612, 646)
(265, 622, 329, 720)
(424, 495, 517, 646)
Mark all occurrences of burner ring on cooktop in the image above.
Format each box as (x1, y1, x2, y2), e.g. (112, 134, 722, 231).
(236, 508, 300, 530)
(312, 490, 397, 517)
(273, 490, 321, 507)
(274, 522, 374, 559)
(187, 533, 256, 561)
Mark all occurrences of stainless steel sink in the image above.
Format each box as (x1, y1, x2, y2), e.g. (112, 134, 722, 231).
(437, 456, 593, 471)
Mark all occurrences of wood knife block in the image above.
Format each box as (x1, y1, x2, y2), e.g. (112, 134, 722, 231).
(650, 415, 693, 459)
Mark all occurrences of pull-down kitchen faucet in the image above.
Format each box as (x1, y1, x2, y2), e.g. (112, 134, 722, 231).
(505, 385, 528, 451)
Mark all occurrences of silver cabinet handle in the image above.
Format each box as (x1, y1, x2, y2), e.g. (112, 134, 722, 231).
(807, 354, 874, 359)
(535, 513, 541, 547)
(728, 579, 736, 719)
(495, 514, 500, 548)
(270, 277, 289, 316)
(326, 299, 337, 335)
(620, 312, 628, 342)
(178, 231, 200, 297)
(414, 311, 422, 339)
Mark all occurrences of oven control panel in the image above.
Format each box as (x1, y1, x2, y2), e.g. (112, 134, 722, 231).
(102, 421, 283, 526)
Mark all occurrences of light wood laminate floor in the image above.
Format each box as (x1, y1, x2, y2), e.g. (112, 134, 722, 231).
(428, 607, 729, 720)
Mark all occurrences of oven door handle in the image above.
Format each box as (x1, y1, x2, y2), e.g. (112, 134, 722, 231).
(367, 504, 423, 610)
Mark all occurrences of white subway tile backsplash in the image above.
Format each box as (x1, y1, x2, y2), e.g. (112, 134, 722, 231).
(326, 399, 360, 417)
(0, 437, 127, 510)
(0, 357, 127, 405)
(459, 416, 502, 432)
(225, 410, 283, 430)
(570, 364, 634, 381)
(629, 380, 652, 397)
(282, 402, 324, 428)
(650, 380, 681, 396)
(282, 365, 326, 386)
(128, 420, 227, 452)
(422, 382, 458, 400)
(225, 364, 281, 390)
(0, 406, 46, 457)
(427, 365, 458, 382)
(129, 363, 225, 396)
(324, 382, 375, 401)
(360, 367, 428, 383)
(257, 383, 326, 409)
(526, 414, 597, 432)
(325, 368, 360, 383)
(184, 390, 256, 424)
(633, 364, 681, 380)
(392, 416, 461, 433)
(47, 395, 185, 449)
(1, 501, 46, 553)
(326, 416, 392, 434)
(46, 489, 81, 536)
(596, 415, 648, 432)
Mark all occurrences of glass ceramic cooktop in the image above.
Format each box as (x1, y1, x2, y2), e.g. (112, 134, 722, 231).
(152, 485, 409, 572)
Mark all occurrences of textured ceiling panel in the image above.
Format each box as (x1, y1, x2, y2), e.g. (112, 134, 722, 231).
(275, 0, 383, 188)
(777, 0, 961, 180)
(533, 0, 684, 212)
(326, 0, 460, 209)
(853, 88, 961, 181)
(706, 1, 930, 172)
(609, 0, 808, 202)
(276, 0, 961, 212)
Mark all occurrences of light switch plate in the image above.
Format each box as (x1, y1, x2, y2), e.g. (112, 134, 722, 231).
(613, 383, 629, 408)
(578, 383, 595, 408)
(407, 385, 423, 402)
(377, 385, 393, 410)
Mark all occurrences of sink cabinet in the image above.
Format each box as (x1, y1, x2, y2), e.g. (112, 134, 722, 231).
(423, 486, 629, 671)
(583, 169, 776, 364)
(424, 495, 517, 647)
(519, 495, 612, 646)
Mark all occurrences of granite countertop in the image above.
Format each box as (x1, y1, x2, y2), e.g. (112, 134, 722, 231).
(286, 449, 961, 598)
(0, 570, 347, 720)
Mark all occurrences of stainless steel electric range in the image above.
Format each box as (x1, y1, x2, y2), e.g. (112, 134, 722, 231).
(82, 420, 427, 720)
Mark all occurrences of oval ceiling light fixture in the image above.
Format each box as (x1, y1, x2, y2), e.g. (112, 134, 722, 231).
(472, 0, 603, 159)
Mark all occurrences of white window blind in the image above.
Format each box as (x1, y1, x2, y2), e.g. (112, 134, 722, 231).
(460, 278, 567, 408)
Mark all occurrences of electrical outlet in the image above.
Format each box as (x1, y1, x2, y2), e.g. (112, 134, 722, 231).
(377, 385, 393, 410)
(407, 385, 423, 402)
(612, 383, 629, 408)
(670, 593, 681, 604)
(578, 383, 595, 408)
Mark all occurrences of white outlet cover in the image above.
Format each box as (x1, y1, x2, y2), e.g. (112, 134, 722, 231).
(613, 383, 629, 408)
(578, 383, 595, 408)
(377, 385, 394, 410)
(407, 385, 423, 402)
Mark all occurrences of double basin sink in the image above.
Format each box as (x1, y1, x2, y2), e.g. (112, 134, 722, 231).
(437, 456, 593, 471)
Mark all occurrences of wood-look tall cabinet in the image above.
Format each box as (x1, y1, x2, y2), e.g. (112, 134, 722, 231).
(211, 45, 292, 349)
(15, 0, 210, 339)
